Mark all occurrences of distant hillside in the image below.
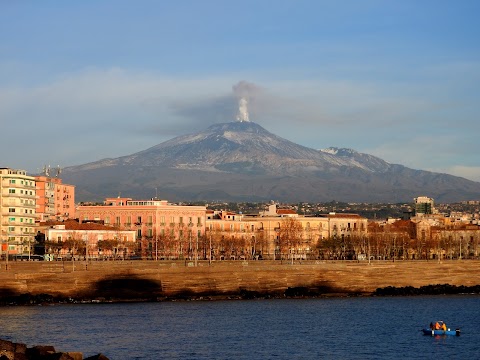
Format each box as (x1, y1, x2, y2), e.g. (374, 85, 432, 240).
(62, 121, 480, 203)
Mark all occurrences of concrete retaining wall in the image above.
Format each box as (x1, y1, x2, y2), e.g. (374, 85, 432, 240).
(1, 260, 479, 301)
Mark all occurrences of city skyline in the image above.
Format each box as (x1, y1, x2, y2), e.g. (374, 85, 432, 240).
(1, 1, 479, 181)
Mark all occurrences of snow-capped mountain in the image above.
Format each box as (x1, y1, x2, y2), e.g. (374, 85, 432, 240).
(69, 122, 389, 175)
(63, 121, 480, 203)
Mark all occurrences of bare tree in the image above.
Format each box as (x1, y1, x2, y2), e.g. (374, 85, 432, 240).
(278, 217, 303, 262)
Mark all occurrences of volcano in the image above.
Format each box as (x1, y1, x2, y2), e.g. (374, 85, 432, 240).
(62, 121, 480, 203)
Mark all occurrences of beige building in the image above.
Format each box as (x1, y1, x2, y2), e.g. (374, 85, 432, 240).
(43, 222, 136, 260)
(76, 197, 367, 261)
(0, 167, 37, 256)
(206, 208, 368, 260)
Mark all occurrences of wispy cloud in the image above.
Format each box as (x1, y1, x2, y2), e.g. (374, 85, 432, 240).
(0, 66, 478, 183)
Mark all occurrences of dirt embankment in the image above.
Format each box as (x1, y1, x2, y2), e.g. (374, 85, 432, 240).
(1, 260, 480, 304)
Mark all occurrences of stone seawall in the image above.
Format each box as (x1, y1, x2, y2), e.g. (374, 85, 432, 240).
(1, 260, 480, 302)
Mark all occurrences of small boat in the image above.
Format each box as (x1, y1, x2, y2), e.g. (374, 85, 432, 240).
(423, 321, 460, 336)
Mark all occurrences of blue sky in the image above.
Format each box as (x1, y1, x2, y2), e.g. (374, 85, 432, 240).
(1, 0, 480, 182)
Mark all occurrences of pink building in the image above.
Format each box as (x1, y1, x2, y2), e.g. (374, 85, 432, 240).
(35, 176, 75, 221)
(76, 197, 207, 259)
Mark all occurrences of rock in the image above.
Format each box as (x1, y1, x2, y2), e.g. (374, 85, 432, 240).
(0, 339, 97, 360)
(26, 345, 56, 358)
(84, 354, 110, 360)
(65, 352, 83, 360)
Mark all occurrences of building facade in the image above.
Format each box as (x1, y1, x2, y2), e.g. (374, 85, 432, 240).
(415, 196, 435, 215)
(76, 197, 207, 259)
(0, 168, 37, 256)
(35, 175, 75, 222)
(206, 209, 368, 260)
(43, 222, 136, 260)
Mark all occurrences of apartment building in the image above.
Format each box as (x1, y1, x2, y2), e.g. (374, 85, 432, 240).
(43, 221, 136, 260)
(76, 197, 368, 260)
(0, 167, 37, 256)
(35, 175, 75, 221)
(76, 197, 207, 258)
(206, 209, 368, 260)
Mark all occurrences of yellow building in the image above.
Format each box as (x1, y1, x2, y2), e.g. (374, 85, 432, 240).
(0, 167, 37, 256)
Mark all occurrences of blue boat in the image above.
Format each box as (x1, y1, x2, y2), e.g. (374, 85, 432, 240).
(423, 321, 460, 336)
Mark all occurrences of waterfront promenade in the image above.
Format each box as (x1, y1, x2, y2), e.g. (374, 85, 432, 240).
(1, 260, 480, 301)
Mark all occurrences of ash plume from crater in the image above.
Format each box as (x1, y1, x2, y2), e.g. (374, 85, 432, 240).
(233, 81, 261, 122)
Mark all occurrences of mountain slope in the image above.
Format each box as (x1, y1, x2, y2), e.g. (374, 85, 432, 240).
(62, 121, 480, 203)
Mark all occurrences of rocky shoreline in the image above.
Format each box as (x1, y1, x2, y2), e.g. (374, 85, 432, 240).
(0, 338, 109, 360)
(1, 284, 480, 306)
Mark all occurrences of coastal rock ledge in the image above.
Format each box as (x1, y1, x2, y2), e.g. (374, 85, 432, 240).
(0, 338, 109, 360)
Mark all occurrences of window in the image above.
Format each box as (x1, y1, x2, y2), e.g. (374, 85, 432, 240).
(9, 189, 15, 194)
(197, 217, 202, 226)
(8, 227, 15, 232)
(9, 179, 16, 184)
(115, 216, 121, 226)
(179, 217, 183, 224)
(137, 229, 142, 238)
(137, 216, 142, 224)
(105, 216, 110, 224)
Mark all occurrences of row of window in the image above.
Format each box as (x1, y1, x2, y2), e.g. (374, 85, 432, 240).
(8, 179, 34, 186)
(7, 188, 35, 195)
(137, 229, 202, 238)
(89, 216, 204, 226)
(6, 216, 34, 223)
(208, 222, 366, 232)
(7, 227, 35, 233)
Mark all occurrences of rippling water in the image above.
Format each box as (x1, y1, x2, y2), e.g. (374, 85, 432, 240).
(1, 296, 479, 359)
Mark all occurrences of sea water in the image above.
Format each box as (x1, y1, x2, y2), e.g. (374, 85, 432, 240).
(0, 295, 479, 359)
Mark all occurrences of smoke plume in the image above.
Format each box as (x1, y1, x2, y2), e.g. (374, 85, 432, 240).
(233, 81, 260, 122)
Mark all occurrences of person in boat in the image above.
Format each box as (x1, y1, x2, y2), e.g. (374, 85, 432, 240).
(435, 322, 441, 330)
(430, 322, 434, 330)
(441, 322, 447, 331)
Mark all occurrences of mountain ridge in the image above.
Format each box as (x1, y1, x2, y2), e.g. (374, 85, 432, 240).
(62, 121, 480, 203)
